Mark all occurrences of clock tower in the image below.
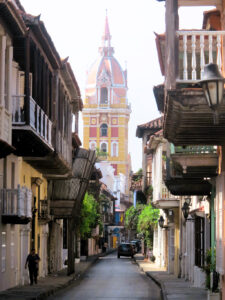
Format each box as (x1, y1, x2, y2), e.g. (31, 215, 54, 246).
(82, 15, 131, 195)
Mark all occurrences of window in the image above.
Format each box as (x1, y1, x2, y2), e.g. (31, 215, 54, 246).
(111, 142, 118, 157)
(89, 142, 96, 150)
(100, 87, 108, 104)
(1, 232, 6, 272)
(195, 217, 205, 268)
(101, 142, 107, 153)
(100, 124, 108, 137)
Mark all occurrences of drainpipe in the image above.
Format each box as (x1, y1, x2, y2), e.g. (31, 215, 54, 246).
(210, 186, 216, 290)
(178, 197, 183, 278)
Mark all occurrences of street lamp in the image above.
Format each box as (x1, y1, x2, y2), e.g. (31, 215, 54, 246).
(199, 63, 225, 124)
(158, 216, 165, 228)
(182, 201, 190, 220)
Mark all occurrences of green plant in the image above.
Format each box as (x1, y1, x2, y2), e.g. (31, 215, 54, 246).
(133, 168, 143, 181)
(80, 193, 101, 239)
(144, 185, 153, 199)
(95, 147, 108, 159)
(137, 204, 159, 249)
(150, 255, 156, 262)
(125, 204, 144, 231)
(203, 248, 217, 290)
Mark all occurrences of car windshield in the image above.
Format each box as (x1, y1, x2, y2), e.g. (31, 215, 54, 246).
(120, 244, 130, 250)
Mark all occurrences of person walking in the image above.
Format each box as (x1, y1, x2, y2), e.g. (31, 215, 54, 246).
(25, 248, 40, 285)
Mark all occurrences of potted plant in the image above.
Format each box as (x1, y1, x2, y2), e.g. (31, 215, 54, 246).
(203, 248, 220, 300)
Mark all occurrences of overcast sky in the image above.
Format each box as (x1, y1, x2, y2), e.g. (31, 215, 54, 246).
(21, 0, 214, 172)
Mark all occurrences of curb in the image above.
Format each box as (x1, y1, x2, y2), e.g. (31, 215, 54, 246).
(133, 258, 167, 300)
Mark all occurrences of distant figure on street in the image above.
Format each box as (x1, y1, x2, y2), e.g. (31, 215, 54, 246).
(25, 248, 40, 285)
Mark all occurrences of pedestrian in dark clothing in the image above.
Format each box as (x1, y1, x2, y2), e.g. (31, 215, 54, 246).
(25, 248, 40, 285)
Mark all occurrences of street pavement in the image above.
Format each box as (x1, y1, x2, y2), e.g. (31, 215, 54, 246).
(0, 253, 103, 300)
(47, 253, 161, 300)
(134, 254, 208, 300)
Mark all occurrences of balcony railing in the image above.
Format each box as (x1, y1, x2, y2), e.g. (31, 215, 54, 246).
(173, 145, 217, 155)
(38, 199, 49, 220)
(12, 95, 52, 146)
(161, 184, 174, 199)
(177, 30, 225, 82)
(1, 185, 32, 223)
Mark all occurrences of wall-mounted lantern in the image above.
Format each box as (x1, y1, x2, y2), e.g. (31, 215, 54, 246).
(158, 216, 165, 228)
(182, 201, 190, 220)
(199, 63, 225, 124)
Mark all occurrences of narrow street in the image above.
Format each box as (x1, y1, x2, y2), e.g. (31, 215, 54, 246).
(48, 253, 161, 300)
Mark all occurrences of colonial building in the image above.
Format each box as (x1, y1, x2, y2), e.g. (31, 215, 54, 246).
(82, 15, 131, 198)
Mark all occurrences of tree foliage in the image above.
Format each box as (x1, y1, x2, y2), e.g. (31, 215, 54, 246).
(125, 204, 144, 231)
(137, 204, 159, 248)
(80, 192, 102, 239)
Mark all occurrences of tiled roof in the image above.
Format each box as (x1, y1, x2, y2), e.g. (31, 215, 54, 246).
(136, 116, 163, 138)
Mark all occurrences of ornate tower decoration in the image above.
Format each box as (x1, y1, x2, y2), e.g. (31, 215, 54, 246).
(82, 14, 131, 195)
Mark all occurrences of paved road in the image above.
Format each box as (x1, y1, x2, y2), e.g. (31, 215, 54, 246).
(48, 253, 161, 300)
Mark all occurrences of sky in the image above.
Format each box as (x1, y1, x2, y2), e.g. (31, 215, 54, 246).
(20, 0, 214, 172)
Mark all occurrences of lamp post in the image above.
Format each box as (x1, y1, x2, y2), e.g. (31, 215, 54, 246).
(199, 63, 225, 124)
(182, 201, 190, 220)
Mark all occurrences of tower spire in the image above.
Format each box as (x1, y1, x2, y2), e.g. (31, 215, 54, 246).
(99, 11, 114, 57)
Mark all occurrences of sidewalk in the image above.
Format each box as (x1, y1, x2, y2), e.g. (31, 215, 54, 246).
(0, 250, 114, 300)
(134, 254, 207, 300)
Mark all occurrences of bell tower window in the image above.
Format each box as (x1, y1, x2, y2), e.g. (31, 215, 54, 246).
(100, 87, 108, 104)
(101, 142, 107, 153)
(100, 124, 108, 137)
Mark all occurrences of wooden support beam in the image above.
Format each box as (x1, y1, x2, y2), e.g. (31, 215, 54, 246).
(25, 33, 30, 125)
(165, 0, 179, 90)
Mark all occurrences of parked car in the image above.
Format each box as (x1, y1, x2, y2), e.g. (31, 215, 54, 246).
(130, 240, 141, 252)
(117, 243, 134, 258)
(130, 241, 138, 253)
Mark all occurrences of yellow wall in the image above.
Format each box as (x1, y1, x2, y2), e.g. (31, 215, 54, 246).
(173, 208, 180, 277)
(19, 159, 48, 252)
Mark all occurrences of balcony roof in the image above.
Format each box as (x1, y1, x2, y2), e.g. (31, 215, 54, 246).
(164, 89, 225, 145)
(165, 178, 211, 195)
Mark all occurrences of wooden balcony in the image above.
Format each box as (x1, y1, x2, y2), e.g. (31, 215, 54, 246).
(171, 145, 218, 178)
(165, 146, 213, 196)
(156, 28, 225, 145)
(0, 106, 15, 158)
(1, 186, 32, 224)
(152, 184, 180, 209)
(12, 95, 54, 156)
(38, 199, 51, 224)
(50, 148, 96, 218)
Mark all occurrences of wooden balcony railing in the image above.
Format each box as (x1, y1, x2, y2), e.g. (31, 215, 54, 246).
(12, 95, 52, 146)
(176, 30, 225, 82)
(161, 184, 174, 200)
(1, 185, 32, 223)
(173, 145, 217, 155)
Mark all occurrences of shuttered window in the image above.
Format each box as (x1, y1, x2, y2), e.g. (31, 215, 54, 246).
(195, 217, 205, 268)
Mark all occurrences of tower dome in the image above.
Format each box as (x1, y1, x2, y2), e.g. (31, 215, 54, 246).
(85, 15, 127, 105)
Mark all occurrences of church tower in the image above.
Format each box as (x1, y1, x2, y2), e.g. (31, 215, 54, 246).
(82, 15, 131, 194)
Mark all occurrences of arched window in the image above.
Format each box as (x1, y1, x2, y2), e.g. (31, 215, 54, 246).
(100, 124, 108, 137)
(100, 87, 108, 104)
(111, 142, 118, 157)
(101, 142, 107, 153)
(89, 142, 96, 150)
